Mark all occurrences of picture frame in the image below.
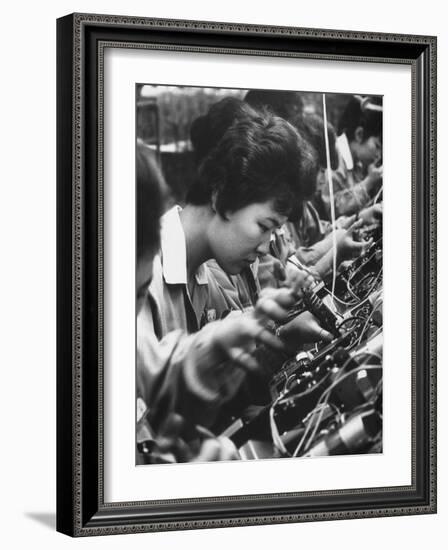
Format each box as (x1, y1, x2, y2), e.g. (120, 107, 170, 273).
(56, 12, 437, 536)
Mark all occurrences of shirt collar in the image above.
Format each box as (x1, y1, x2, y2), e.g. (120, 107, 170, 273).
(159, 205, 208, 286)
(336, 133, 354, 171)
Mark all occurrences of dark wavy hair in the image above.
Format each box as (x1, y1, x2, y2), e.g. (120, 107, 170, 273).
(244, 89, 304, 121)
(188, 98, 317, 217)
(190, 97, 255, 165)
(136, 143, 165, 260)
(338, 95, 383, 142)
(291, 112, 338, 171)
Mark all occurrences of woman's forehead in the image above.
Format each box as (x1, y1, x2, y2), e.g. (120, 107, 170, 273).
(243, 201, 287, 224)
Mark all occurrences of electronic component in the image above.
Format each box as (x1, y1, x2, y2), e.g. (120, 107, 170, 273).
(302, 281, 341, 336)
(222, 230, 383, 458)
(303, 408, 381, 457)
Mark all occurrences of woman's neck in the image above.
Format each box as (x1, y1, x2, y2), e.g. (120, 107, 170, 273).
(179, 204, 214, 279)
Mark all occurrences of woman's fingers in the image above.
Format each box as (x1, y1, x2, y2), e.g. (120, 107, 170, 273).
(226, 346, 259, 372)
(254, 325, 285, 351)
(348, 237, 373, 258)
(305, 314, 333, 343)
(256, 295, 293, 322)
(272, 259, 286, 281)
(350, 240, 366, 253)
(283, 311, 334, 346)
(192, 437, 239, 462)
(339, 214, 357, 229)
(316, 327, 333, 343)
(346, 218, 364, 234)
(257, 278, 312, 317)
(192, 439, 221, 462)
(216, 436, 240, 460)
(357, 203, 383, 225)
(258, 286, 294, 304)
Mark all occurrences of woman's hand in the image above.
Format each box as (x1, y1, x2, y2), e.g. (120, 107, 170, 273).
(200, 278, 317, 371)
(278, 310, 333, 351)
(155, 413, 239, 463)
(365, 162, 383, 195)
(210, 286, 305, 371)
(190, 281, 329, 400)
(334, 220, 372, 263)
(358, 203, 383, 225)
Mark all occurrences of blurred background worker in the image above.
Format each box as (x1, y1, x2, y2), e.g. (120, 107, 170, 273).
(314, 94, 383, 219)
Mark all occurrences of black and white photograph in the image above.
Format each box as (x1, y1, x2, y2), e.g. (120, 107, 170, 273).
(53, 9, 436, 539)
(135, 85, 384, 465)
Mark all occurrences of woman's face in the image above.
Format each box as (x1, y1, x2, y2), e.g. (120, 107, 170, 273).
(352, 132, 382, 169)
(208, 200, 287, 275)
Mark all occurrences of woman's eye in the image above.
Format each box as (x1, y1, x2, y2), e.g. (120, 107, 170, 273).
(258, 224, 269, 233)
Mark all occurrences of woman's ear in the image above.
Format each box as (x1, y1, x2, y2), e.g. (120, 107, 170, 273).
(354, 126, 364, 143)
(211, 190, 231, 220)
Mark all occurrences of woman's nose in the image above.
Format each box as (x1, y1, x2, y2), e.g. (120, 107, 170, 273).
(256, 236, 271, 256)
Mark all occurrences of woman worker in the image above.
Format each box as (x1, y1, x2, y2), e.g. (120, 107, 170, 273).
(136, 143, 306, 461)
